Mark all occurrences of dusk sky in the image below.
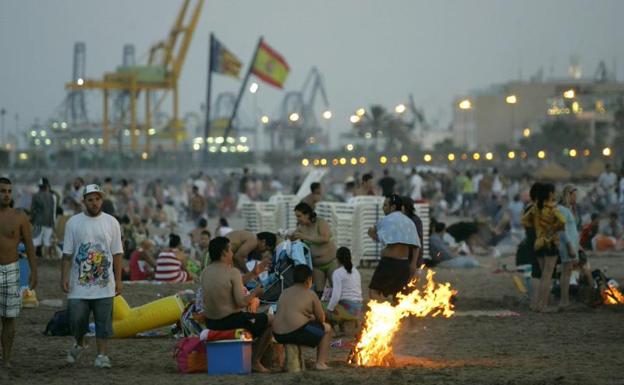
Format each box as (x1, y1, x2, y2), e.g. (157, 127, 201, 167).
(1, 0, 623, 141)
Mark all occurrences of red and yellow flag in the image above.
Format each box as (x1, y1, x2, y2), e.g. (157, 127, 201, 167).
(251, 41, 290, 88)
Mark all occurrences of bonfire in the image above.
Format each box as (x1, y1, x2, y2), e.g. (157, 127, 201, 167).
(349, 269, 457, 367)
(602, 283, 624, 305)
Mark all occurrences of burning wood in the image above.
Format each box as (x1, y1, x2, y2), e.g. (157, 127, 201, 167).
(349, 270, 457, 367)
(602, 283, 624, 305)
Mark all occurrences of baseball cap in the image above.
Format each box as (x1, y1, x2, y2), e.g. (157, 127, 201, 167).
(83, 184, 104, 197)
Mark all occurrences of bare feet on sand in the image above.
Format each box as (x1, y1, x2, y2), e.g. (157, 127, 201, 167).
(252, 363, 271, 373)
(315, 363, 330, 370)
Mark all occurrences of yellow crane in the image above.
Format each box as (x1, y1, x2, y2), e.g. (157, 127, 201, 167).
(66, 0, 204, 152)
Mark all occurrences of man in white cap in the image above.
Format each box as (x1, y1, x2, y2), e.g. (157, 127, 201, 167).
(61, 184, 123, 368)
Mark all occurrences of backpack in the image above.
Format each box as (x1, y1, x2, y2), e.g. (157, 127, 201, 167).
(174, 336, 207, 373)
(43, 310, 71, 336)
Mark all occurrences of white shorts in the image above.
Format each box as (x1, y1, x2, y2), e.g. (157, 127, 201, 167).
(32, 226, 54, 247)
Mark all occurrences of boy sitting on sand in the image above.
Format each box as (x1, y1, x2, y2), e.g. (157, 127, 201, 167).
(272, 265, 332, 370)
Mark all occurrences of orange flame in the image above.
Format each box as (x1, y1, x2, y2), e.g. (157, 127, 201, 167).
(349, 269, 457, 367)
(603, 284, 624, 305)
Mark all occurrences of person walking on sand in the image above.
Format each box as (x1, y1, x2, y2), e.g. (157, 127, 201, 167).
(62, 184, 123, 368)
(0, 177, 38, 369)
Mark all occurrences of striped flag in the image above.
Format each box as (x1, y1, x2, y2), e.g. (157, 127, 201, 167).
(251, 41, 290, 88)
(210, 36, 242, 78)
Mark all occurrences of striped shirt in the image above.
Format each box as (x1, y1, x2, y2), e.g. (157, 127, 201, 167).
(155, 251, 188, 283)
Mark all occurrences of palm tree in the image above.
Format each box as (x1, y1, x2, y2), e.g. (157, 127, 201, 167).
(352, 105, 415, 151)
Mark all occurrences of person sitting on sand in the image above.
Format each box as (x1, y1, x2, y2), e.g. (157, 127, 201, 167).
(226, 230, 276, 273)
(592, 212, 624, 251)
(191, 230, 211, 270)
(325, 247, 363, 334)
(128, 239, 157, 281)
(427, 222, 479, 268)
(273, 265, 332, 370)
(189, 217, 209, 249)
(215, 217, 233, 237)
(154, 234, 191, 282)
(201, 237, 272, 373)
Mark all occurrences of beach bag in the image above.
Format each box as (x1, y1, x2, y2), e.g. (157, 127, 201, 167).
(174, 336, 206, 373)
(43, 309, 71, 336)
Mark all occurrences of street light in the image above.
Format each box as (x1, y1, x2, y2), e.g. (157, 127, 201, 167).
(261, 115, 270, 124)
(350, 115, 360, 124)
(507, 151, 516, 159)
(458, 99, 472, 110)
(395, 104, 406, 114)
(505, 95, 517, 104)
(537, 150, 546, 159)
(522, 128, 531, 138)
(356, 108, 366, 117)
(423, 154, 432, 162)
(322, 110, 332, 120)
(563, 89, 575, 99)
(249, 82, 259, 94)
(602, 147, 612, 157)
(346, 144, 354, 151)
(289, 113, 299, 122)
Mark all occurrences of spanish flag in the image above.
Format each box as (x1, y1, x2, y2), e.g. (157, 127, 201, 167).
(251, 40, 290, 89)
(210, 35, 242, 78)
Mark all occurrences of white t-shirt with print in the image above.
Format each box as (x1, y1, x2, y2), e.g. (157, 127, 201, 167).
(63, 212, 123, 299)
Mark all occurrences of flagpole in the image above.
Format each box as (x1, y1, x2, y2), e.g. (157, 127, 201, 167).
(224, 36, 263, 141)
(203, 32, 215, 164)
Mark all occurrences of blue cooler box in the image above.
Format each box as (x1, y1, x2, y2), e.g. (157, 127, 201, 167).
(206, 340, 252, 375)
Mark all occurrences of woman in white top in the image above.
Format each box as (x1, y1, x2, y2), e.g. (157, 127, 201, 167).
(326, 247, 363, 331)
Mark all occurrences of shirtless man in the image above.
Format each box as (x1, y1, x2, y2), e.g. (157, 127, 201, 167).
(301, 182, 322, 210)
(0, 177, 38, 368)
(367, 194, 420, 301)
(226, 230, 276, 272)
(273, 265, 331, 370)
(201, 237, 272, 373)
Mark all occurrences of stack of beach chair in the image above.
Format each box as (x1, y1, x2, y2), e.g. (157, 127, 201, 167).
(241, 202, 278, 233)
(268, 194, 299, 231)
(414, 202, 430, 260)
(349, 196, 385, 266)
(316, 202, 354, 249)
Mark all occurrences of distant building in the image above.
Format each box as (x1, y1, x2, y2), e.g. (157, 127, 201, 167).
(452, 78, 624, 149)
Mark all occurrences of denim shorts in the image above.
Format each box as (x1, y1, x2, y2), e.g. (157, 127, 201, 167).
(67, 297, 114, 339)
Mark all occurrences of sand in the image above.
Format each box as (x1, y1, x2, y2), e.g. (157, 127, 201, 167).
(3, 252, 623, 385)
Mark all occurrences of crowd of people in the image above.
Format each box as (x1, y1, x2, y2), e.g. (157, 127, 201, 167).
(1, 160, 623, 371)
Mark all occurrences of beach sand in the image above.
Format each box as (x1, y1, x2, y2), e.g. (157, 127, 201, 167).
(4, 252, 623, 384)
